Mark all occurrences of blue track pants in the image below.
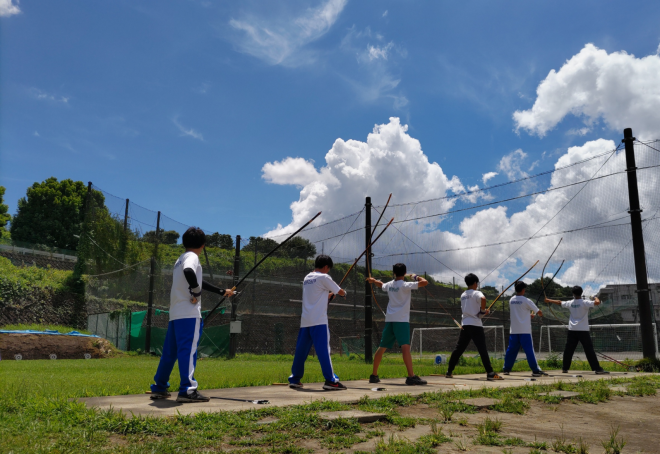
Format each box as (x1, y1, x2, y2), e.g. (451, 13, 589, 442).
(289, 324, 338, 384)
(503, 333, 540, 373)
(151, 317, 202, 396)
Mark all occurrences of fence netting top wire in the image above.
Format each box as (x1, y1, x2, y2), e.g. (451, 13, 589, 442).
(80, 139, 660, 355)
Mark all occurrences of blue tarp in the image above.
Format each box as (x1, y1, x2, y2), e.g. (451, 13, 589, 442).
(0, 330, 100, 337)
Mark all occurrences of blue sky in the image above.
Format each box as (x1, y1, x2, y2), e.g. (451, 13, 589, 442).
(1, 0, 659, 244)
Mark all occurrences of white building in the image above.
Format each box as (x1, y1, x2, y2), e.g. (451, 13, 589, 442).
(596, 283, 660, 322)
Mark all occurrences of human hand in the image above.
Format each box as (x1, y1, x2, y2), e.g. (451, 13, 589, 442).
(366, 277, 376, 284)
(537, 310, 543, 317)
(225, 289, 235, 297)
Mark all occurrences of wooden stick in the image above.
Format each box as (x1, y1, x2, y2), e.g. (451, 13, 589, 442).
(486, 260, 540, 311)
(205, 211, 322, 323)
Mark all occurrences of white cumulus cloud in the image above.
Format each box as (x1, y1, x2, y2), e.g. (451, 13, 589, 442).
(482, 172, 498, 184)
(0, 0, 20, 17)
(229, 0, 347, 66)
(262, 117, 463, 236)
(514, 43, 660, 139)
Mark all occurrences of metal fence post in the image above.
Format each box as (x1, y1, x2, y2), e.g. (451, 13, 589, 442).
(623, 128, 656, 359)
(145, 211, 160, 354)
(364, 197, 373, 363)
(228, 235, 241, 358)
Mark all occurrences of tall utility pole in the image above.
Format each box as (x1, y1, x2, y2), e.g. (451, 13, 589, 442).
(623, 128, 656, 359)
(228, 235, 241, 358)
(424, 272, 428, 327)
(353, 258, 358, 327)
(145, 211, 161, 354)
(123, 199, 129, 232)
(364, 197, 373, 363)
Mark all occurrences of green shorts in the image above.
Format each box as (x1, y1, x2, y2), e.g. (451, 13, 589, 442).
(379, 322, 411, 349)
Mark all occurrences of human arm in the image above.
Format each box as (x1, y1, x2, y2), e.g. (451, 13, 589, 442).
(410, 274, 429, 288)
(183, 268, 235, 303)
(366, 277, 384, 288)
(544, 297, 563, 305)
(478, 292, 490, 316)
(593, 297, 601, 306)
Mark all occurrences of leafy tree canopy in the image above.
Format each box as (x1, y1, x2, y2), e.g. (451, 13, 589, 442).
(242, 236, 280, 254)
(0, 186, 10, 230)
(526, 277, 573, 300)
(280, 236, 316, 259)
(141, 229, 180, 245)
(206, 232, 234, 250)
(10, 178, 102, 250)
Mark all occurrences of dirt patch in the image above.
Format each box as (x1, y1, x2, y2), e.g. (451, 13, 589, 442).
(382, 394, 660, 453)
(0, 333, 120, 360)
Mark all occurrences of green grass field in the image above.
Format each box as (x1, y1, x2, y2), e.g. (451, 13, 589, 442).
(1, 353, 657, 453)
(0, 352, 629, 398)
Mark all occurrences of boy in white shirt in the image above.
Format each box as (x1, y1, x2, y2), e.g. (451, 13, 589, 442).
(150, 227, 235, 402)
(502, 281, 547, 377)
(446, 273, 503, 381)
(289, 255, 347, 391)
(366, 263, 429, 385)
(546, 286, 609, 374)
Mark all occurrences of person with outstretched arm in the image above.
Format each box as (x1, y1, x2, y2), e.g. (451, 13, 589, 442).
(545, 286, 609, 374)
(289, 255, 347, 391)
(366, 264, 429, 386)
(445, 273, 503, 381)
(150, 227, 235, 402)
(502, 281, 548, 377)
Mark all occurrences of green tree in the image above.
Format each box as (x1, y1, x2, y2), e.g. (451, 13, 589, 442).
(140, 229, 180, 245)
(280, 236, 316, 259)
(206, 232, 234, 250)
(10, 178, 102, 250)
(242, 236, 280, 254)
(0, 186, 10, 230)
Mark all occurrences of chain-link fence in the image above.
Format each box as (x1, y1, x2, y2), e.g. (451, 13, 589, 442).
(74, 138, 660, 358)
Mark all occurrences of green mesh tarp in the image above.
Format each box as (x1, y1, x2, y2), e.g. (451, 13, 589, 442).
(129, 310, 230, 357)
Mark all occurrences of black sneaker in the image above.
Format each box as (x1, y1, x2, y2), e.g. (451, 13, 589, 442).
(288, 382, 303, 389)
(532, 371, 549, 377)
(150, 391, 171, 400)
(502, 370, 511, 375)
(562, 370, 568, 373)
(405, 375, 427, 386)
(369, 374, 380, 384)
(445, 372, 453, 378)
(176, 390, 210, 403)
(487, 373, 504, 381)
(595, 370, 610, 375)
(323, 381, 347, 391)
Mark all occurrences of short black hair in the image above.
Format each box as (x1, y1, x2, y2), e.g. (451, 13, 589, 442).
(572, 285, 583, 297)
(515, 281, 527, 293)
(465, 273, 479, 287)
(182, 227, 206, 249)
(315, 255, 333, 269)
(393, 263, 407, 277)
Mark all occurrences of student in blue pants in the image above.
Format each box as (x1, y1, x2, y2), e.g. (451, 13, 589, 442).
(502, 281, 548, 377)
(149, 227, 235, 402)
(289, 255, 347, 391)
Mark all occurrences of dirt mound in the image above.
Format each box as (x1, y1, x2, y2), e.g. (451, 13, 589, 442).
(0, 333, 121, 360)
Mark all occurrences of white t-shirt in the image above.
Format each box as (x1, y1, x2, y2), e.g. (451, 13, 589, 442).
(560, 298, 595, 331)
(169, 251, 203, 321)
(509, 295, 540, 334)
(300, 271, 341, 328)
(461, 289, 485, 327)
(381, 280, 419, 323)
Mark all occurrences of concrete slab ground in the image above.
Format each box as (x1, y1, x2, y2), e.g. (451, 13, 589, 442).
(460, 397, 499, 408)
(538, 390, 581, 399)
(318, 410, 386, 423)
(78, 370, 639, 417)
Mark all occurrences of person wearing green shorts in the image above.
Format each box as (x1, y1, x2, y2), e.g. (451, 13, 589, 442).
(366, 263, 429, 385)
